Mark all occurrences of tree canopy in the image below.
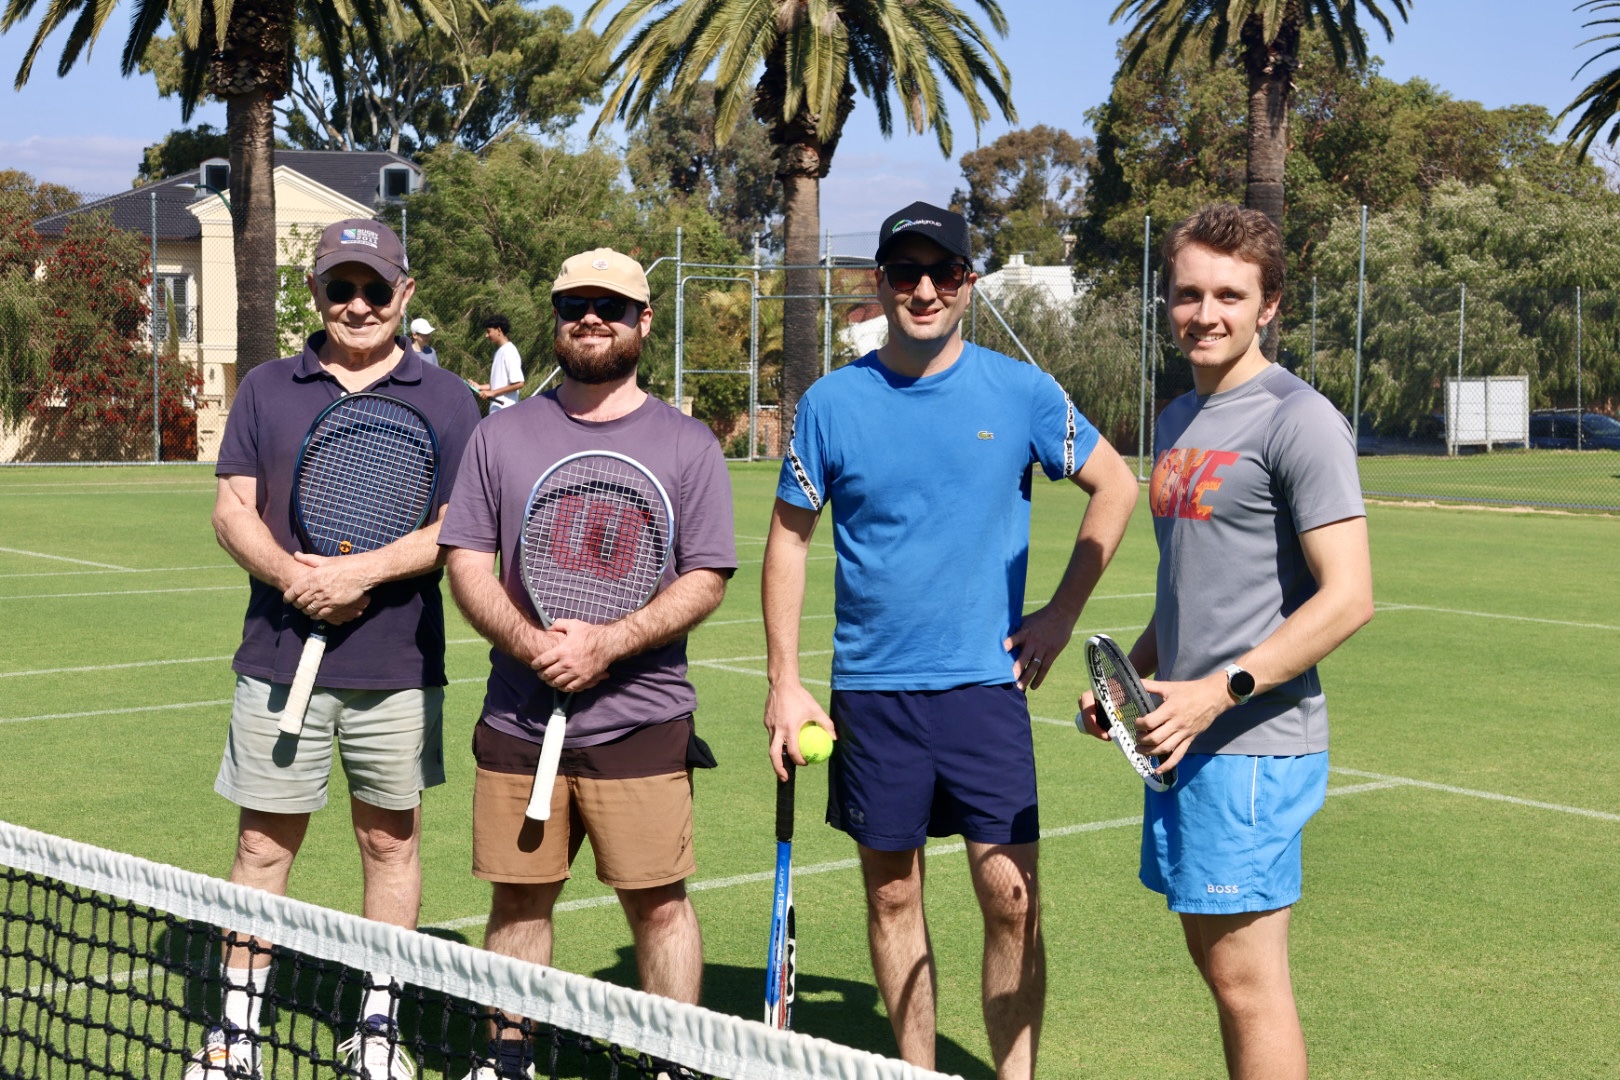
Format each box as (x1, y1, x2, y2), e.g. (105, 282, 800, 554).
(953, 125, 1092, 271)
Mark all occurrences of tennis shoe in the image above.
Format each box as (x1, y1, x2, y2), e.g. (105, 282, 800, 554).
(182, 1024, 259, 1079)
(455, 1064, 535, 1080)
(338, 1014, 416, 1080)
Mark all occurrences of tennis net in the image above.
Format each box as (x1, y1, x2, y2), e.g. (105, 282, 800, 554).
(0, 820, 953, 1080)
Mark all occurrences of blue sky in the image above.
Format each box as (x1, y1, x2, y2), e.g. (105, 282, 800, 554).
(0, 1, 1600, 234)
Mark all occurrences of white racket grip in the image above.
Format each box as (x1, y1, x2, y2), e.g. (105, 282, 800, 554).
(279, 628, 328, 736)
(524, 705, 567, 821)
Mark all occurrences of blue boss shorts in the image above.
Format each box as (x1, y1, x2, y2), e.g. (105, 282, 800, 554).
(827, 684, 1038, 850)
(1140, 751, 1328, 915)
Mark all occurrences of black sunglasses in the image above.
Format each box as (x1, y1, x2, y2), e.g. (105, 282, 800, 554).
(323, 278, 398, 307)
(553, 294, 641, 323)
(879, 260, 971, 295)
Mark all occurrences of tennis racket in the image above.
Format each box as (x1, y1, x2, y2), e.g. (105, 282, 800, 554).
(1081, 633, 1177, 792)
(279, 393, 439, 736)
(519, 451, 674, 821)
(764, 753, 796, 1030)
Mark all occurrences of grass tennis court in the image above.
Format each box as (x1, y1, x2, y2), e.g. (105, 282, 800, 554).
(2, 462, 1617, 1078)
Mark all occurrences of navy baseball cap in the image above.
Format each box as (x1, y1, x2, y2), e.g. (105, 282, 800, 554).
(875, 201, 972, 263)
(313, 218, 409, 283)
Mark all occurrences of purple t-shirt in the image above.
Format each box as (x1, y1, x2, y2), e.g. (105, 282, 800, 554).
(216, 334, 482, 689)
(438, 390, 737, 747)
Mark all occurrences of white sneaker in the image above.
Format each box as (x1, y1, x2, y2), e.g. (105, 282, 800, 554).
(456, 1057, 534, 1080)
(182, 1025, 259, 1079)
(337, 1014, 416, 1080)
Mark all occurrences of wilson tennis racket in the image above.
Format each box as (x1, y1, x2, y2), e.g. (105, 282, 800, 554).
(519, 451, 674, 821)
(279, 393, 440, 736)
(764, 754, 796, 1030)
(1081, 633, 1176, 792)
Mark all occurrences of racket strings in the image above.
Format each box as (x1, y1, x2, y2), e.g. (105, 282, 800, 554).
(297, 400, 437, 556)
(521, 459, 672, 626)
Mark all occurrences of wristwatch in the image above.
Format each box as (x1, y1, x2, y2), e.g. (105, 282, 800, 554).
(1223, 663, 1256, 705)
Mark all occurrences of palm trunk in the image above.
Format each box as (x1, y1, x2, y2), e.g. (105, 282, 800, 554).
(778, 173, 821, 436)
(228, 93, 280, 377)
(1242, 12, 1298, 360)
(210, 0, 295, 378)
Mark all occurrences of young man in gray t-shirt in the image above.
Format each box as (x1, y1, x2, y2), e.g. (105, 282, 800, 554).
(1079, 205, 1373, 1080)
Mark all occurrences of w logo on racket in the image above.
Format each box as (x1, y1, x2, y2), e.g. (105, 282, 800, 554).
(548, 495, 654, 581)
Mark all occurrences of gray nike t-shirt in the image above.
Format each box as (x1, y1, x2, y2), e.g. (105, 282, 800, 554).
(1149, 363, 1365, 755)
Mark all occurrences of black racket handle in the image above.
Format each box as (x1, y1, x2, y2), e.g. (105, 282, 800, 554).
(775, 753, 796, 843)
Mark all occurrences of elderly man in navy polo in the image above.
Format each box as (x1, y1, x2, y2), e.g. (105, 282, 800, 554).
(187, 218, 480, 1080)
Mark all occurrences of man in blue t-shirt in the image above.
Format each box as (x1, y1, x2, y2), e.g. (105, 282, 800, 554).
(1078, 205, 1373, 1079)
(762, 201, 1138, 1079)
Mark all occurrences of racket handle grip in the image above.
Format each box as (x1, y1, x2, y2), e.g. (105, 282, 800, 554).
(525, 706, 567, 821)
(279, 627, 329, 736)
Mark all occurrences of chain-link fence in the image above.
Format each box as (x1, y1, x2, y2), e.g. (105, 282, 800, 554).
(4, 187, 1618, 512)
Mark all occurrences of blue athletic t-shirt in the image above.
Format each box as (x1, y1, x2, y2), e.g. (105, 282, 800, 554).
(777, 343, 1101, 690)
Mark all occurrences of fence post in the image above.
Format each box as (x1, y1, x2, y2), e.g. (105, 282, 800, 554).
(1139, 214, 1151, 480)
(1352, 206, 1367, 445)
(822, 231, 832, 377)
(750, 232, 761, 462)
(1576, 285, 1584, 450)
(1310, 276, 1318, 387)
(1457, 282, 1469, 452)
(1149, 268, 1159, 463)
(673, 227, 685, 412)
(150, 188, 161, 463)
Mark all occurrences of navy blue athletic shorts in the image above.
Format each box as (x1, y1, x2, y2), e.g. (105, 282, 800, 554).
(826, 684, 1038, 850)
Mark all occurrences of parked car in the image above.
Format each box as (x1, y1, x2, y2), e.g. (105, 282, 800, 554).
(1356, 413, 1447, 456)
(1527, 411, 1620, 450)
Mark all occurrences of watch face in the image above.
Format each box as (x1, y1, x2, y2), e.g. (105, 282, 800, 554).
(1229, 667, 1256, 698)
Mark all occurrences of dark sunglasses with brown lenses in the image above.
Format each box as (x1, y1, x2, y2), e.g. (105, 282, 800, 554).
(323, 278, 398, 308)
(879, 260, 971, 295)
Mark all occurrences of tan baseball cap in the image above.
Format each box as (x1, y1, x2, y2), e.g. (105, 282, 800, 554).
(551, 248, 650, 305)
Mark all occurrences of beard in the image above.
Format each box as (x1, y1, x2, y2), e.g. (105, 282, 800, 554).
(554, 327, 643, 384)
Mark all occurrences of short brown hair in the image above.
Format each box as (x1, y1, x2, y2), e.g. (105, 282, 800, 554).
(1161, 205, 1284, 303)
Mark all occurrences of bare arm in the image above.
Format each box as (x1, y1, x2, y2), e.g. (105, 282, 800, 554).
(446, 546, 553, 668)
(762, 499, 831, 780)
(282, 505, 450, 623)
(535, 568, 729, 692)
(1135, 515, 1375, 771)
(1006, 436, 1140, 690)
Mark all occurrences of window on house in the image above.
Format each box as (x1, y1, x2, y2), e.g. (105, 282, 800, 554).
(153, 274, 194, 342)
(201, 161, 230, 194)
(380, 165, 415, 201)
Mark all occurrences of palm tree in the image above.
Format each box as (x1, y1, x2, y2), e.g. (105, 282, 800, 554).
(581, 0, 1015, 424)
(1561, 1, 1620, 156)
(1, 0, 449, 377)
(1110, 0, 1410, 227)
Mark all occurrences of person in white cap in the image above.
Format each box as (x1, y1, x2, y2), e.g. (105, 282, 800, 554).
(408, 317, 439, 366)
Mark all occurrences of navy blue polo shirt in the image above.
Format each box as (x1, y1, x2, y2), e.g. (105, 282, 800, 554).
(216, 333, 482, 690)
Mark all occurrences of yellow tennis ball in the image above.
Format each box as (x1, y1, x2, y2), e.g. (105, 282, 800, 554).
(798, 722, 833, 765)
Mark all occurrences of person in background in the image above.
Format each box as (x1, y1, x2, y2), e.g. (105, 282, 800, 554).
(477, 314, 524, 411)
(409, 317, 439, 366)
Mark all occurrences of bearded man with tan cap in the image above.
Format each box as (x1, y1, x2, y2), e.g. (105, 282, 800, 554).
(439, 248, 736, 1080)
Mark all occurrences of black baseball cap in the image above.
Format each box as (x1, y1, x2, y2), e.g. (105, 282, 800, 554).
(313, 218, 409, 284)
(875, 201, 972, 263)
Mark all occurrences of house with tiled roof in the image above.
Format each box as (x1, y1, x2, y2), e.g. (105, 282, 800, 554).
(23, 151, 420, 460)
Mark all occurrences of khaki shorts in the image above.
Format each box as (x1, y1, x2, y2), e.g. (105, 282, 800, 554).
(214, 675, 445, 815)
(471, 767, 695, 889)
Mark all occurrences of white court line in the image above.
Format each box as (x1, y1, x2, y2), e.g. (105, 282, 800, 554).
(1373, 603, 1619, 632)
(0, 564, 235, 580)
(1, 700, 233, 724)
(0, 546, 131, 571)
(1331, 766, 1620, 822)
(1, 656, 237, 679)
(0, 585, 241, 601)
